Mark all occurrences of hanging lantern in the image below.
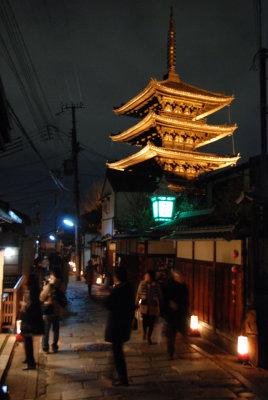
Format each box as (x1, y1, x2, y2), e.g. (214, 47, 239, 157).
(232, 249, 239, 259)
(190, 315, 199, 335)
(237, 335, 248, 362)
(16, 320, 23, 341)
(151, 195, 176, 222)
(231, 265, 238, 273)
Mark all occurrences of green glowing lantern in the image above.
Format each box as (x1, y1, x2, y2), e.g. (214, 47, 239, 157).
(151, 195, 176, 222)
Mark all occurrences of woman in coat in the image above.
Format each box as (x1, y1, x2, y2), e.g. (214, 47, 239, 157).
(136, 270, 161, 344)
(20, 273, 43, 370)
(105, 267, 135, 386)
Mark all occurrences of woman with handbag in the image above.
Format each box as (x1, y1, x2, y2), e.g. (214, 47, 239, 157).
(136, 270, 161, 344)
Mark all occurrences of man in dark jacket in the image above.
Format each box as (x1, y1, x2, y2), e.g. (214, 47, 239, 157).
(162, 269, 189, 359)
(40, 267, 66, 353)
(105, 267, 135, 386)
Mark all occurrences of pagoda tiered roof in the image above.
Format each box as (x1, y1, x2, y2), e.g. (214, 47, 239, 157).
(107, 142, 240, 179)
(110, 111, 237, 150)
(108, 7, 240, 181)
(114, 77, 234, 121)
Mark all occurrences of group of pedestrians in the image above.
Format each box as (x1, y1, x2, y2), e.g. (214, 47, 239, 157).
(104, 266, 189, 387)
(19, 257, 188, 389)
(19, 262, 67, 370)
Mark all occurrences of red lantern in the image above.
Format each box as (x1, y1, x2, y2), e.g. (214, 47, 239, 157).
(232, 279, 237, 286)
(232, 250, 239, 259)
(231, 265, 238, 273)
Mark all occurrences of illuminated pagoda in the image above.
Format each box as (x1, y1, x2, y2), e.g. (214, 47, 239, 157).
(107, 7, 240, 187)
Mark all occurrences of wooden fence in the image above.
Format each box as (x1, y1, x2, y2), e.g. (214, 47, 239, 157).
(177, 258, 243, 337)
(1, 276, 25, 333)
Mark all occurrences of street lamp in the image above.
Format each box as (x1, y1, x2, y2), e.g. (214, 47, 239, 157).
(151, 195, 176, 222)
(63, 217, 81, 281)
(63, 219, 74, 227)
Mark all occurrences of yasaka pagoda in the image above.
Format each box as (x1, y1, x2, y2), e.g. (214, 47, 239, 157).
(107, 7, 240, 187)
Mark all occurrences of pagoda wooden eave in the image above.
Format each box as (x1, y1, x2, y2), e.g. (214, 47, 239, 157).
(114, 78, 234, 120)
(107, 142, 240, 172)
(110, 111, 237, 148)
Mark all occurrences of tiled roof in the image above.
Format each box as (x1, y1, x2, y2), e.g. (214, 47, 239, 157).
(160, 79, 232, 100)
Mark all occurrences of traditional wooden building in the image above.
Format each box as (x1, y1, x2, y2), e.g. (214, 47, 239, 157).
(108, 7, 240, 186)
(102, 8, 268, 365)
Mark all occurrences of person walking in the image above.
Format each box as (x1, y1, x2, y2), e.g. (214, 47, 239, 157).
(136, 270, 161, 344)
(161, 269, 189, 359)
(84, 258, 96, 297)
(39, 267, 66, 354)
(20, 273, 43, 370)
(105, 267, 135, 386)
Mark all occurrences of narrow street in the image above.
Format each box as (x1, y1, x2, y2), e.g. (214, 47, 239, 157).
(4, 276, 268, 400)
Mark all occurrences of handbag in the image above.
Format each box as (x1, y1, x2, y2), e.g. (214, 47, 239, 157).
(41, 303, 54, 315)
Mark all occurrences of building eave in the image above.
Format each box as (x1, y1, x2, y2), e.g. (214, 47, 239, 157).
(161, 224, 237, 241)
(114, 78, 234, 118)
(107, 143, 240, 172)
(110, 111, 237, 146)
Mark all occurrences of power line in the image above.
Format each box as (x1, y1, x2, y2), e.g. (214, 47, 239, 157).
(0, 0, 55, 126)
(7, 101, 71, 192)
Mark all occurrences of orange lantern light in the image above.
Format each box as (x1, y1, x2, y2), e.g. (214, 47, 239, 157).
(190, 315, 199, 335)
(237, 335, 248, 362)
(96, 276, 102, 285)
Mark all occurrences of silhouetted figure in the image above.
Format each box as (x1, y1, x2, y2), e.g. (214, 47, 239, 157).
(161, 269, 189, 359)
(20, 273, 43, 370)
(49, 251, 62, 271)
(84, 258, 96, 297)
(105, 267, 135, 386)
(136, 270, 161, 344)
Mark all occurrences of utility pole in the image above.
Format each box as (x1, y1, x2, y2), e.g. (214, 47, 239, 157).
(54, 193, 58, 251)
(58, 103, 84, 280)
(257, 0, 268, 187)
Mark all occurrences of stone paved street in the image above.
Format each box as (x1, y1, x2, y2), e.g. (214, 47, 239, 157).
(4, 276, 268, 400)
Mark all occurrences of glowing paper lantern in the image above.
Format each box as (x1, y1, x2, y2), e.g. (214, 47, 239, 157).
(96, 277, 102, 285)
(237, 335, 248, 362)
(190, 315, 199, 335)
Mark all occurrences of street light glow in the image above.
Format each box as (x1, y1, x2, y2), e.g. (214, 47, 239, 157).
(63, 219, 74, 227)
(49, 235, 55, 241)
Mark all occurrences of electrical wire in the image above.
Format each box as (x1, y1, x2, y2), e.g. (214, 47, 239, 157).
(0, 0, 55, 126)
(7, 101, 71, 192)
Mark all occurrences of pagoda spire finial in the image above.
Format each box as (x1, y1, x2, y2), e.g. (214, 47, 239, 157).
(167, 6, 179, 81)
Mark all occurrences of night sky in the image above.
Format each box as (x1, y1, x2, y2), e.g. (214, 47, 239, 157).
(0, 0, 267, 235)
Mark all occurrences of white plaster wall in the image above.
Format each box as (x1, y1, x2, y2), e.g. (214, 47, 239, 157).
(148, 240, 176, 255)
(216, 240, 242, 264)
(177, 240, 193, 259)
(195, 241, 214, 262)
